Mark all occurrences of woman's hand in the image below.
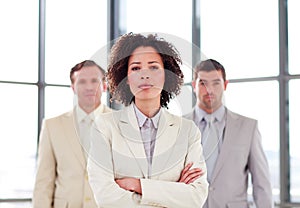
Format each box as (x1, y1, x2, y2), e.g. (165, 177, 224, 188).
(115, 178, 142, 194)
(178, 162, 204, 184)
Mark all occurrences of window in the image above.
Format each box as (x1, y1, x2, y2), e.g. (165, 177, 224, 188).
(289, 79, 300, 202)
(45, 0, 108, 85)
(45, 86, 74, 118)
(200, 0, 279, 79)
(0, 1, 38, 83)
(44, 0, 108, 119)
(0, 84, 37, 200)
(0, 0, 38, 203)
(288, 0, 300, 75)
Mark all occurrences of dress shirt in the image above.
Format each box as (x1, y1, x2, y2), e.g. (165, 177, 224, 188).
(76, 103, 106, 124)
(194, 105, 226, 149)
(133, 104, 161, 176)
(76, 104, 106, 156)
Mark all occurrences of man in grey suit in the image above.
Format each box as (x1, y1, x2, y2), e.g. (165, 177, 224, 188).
(184, 59, 273, 208)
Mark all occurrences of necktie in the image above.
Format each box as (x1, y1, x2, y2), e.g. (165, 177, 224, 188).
(79, 116, 93, 156)
(141, 118, 153, 164)
(141, 118, 156, 177)
(202, 114, 219, 183)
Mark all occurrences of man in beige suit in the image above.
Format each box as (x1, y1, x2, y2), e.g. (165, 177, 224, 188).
(32, 60, 111, 208)
(185, 59, 273, 208)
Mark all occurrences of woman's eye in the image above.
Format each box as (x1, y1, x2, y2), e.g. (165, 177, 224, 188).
(92, 79, 100, 83)
(131, 67, 140, 71)
(150, 66, 159, 70)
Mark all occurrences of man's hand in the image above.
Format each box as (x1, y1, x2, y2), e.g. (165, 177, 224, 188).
(115, 178, 142, 194)
(178, 162, 204, 184)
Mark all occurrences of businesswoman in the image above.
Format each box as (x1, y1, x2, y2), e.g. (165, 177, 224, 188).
(87, 33, 208, 208)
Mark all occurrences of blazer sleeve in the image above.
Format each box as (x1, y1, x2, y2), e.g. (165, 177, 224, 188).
(32, 119, 56, 208)
(248, 121, 274, 208)
(139, 121, 208, 207)
(87, 125, 141, 207)
(87, 119, 208, 208)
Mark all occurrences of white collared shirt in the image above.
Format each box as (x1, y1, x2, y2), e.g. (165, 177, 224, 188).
(75, 104, 106, 157)
(76, 103, 106, 124)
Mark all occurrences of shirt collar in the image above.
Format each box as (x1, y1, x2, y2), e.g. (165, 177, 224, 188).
(133, 104, 161, 129)
(76, 104, 105, 123)
(195, 105, 226, 123)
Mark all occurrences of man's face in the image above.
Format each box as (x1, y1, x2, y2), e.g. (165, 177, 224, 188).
(192, 70, 228, 113)
(71, 66, 106, 111)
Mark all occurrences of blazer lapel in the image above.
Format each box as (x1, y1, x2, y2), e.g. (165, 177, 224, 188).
(152, 109, 180, 177)
(211, 109, 238, 181)
(63, 111, 86, 168)
(118, 105, 149, 178)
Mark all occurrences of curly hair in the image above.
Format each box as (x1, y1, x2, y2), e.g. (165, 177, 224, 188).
(107, 33, 184, 108)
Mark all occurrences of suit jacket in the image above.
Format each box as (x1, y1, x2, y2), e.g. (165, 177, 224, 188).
(184, 107, 273, 208)
(32, 104, 111, 208)
(87, 104, 208, 208)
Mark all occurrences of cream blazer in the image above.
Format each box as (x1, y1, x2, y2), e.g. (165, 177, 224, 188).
(185, 108, 273, 208)
(87, 104, 208, 208)
(32, 104, 111, 208)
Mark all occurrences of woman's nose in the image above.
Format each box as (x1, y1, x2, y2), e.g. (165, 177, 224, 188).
(140, 68, 150, 79)
(141, 75, 149, 79)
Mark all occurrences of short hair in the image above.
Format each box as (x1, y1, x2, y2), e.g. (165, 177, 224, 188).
(193, 59, 226, 81)
(70, 60, 106, 84)
(107, 33, 184, 108)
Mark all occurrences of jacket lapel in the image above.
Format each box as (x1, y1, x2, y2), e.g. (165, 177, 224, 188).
(152, 109, 179, 177)
(211, 109, 238, 182)
(63, 111, 86, 168)
(118, 105, 149, 178)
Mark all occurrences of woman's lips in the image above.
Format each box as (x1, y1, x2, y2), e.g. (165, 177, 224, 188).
(138, 84, 153, 89)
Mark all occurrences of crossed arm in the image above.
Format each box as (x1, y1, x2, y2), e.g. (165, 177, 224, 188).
(115, 162, 203, 194)
(88, 116, 208, 207)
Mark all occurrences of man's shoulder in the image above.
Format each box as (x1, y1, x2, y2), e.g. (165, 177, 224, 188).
(227, 109, 256, 121)
(43, 110, 73, 124)
(94, 107, 121, 122)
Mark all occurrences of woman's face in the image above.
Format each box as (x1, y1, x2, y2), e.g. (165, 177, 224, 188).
(127, 46, 165, 103)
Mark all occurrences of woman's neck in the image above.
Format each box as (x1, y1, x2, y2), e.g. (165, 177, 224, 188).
(134, 99, 160, 118)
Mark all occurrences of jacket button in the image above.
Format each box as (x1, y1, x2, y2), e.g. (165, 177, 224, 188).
(85, 197, 91, 201)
